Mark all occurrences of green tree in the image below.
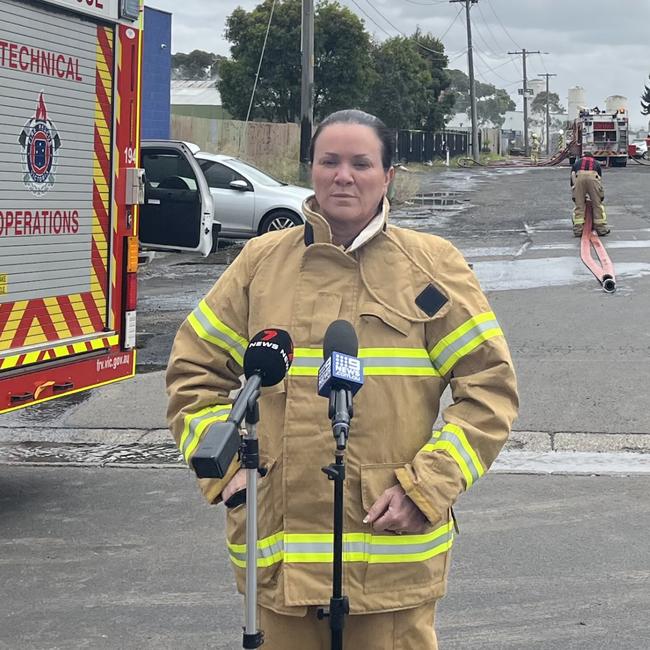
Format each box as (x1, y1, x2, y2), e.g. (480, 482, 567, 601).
(218, 0, 371, 122)
(365, 37, 433, 129)
(531, 91, 564, 115)
(447, 69, 515, 127)
(313, 2, 372, 118)
(410, 29, 456, 130)
(641, 75, 650, 115)
(171, 50, 218, 80)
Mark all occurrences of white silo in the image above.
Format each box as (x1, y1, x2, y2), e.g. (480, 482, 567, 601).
(605, 95, 628, 114)
(568, 86, 586, 121)
(528, 79, 545, 98)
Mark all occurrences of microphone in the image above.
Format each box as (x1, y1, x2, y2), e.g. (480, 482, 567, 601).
(190, 329, 293, 479)
(318, 320, 364, 398)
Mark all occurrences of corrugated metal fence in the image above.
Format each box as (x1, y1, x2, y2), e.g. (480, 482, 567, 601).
(395, 129, 470, 162)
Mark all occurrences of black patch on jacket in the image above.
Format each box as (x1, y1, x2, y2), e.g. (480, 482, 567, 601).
(304, 223, 314, 246)
(415, 284, 448, 317)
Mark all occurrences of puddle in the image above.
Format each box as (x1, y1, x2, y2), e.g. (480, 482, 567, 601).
(0, 442, 183, 466)
(473, 256, 650, 291)
(4, 392, 90, 422)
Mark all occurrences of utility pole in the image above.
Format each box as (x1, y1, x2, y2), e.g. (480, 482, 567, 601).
(451, 0, 479, 162)
(538, 73, 557, 155)
(300, 0, 314, 172)
(508, 48, 540, 156)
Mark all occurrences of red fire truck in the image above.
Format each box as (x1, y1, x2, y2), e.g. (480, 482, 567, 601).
(568, 107, 629, 167)
(0, 0, 145, 413)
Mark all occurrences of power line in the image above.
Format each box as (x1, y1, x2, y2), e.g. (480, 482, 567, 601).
(348, 0, 394, 39)
(476, 1, 505, 52)
(401, 0, 449, 4)
(359, 0, 463, 60)
(486, 0, 521, 49)
(438, 6, 464, 41)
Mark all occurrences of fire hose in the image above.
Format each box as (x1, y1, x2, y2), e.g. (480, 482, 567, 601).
(579, 202, 616, 293)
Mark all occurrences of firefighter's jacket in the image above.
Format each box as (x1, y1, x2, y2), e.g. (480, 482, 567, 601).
(166, 197, 519, 614)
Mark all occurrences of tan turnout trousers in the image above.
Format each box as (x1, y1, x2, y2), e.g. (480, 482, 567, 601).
(573, 170, 607, 228)
(258, 602, 438, 650)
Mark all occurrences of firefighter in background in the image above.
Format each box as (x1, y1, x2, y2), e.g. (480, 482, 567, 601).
(530, 133, 540, 164)
(557, 129, 565, 152)
(571, 154, 610, 237)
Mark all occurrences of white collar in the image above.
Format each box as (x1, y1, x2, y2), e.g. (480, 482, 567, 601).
(345, 211, 384, 252)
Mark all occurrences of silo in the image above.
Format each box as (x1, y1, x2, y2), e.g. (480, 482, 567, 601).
(605, 95, 628, 114)
(528, 79, 545, 98)
(568, 86, 586, 121)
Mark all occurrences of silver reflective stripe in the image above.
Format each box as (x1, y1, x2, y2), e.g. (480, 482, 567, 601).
(433, 317, 500, 371)
(191, 304, 247, 364)
(423, 424, 485, 488)
(291, 357, 321, 369)
(181, 407, 231, 458)
(438, 429, 480, 483)
(361, 357, 433, 369)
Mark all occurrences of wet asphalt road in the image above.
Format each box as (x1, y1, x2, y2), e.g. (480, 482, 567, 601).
(135, 163, 650, 435)
(1, 467, 649, 649)
(1, 164, 650, 649)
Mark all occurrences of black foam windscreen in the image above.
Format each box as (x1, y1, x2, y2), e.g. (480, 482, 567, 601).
(243, 329, 294, 386)
(323, 320, 358, 359)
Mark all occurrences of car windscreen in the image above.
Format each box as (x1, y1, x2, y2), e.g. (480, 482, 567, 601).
(222, 159, 286, 187)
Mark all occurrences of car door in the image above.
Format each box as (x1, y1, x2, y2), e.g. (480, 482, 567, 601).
(139, 141, 215, 256)
(198, 159, 256, 236)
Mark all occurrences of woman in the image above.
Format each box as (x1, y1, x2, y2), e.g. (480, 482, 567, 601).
(166, 110, 518, 648)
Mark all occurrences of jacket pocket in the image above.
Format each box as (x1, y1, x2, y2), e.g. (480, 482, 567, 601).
(360, 463, 451, 596)
(360, 303, 412, 338)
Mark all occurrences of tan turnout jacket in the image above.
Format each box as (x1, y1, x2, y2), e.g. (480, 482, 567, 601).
(166, 198, 519, 614)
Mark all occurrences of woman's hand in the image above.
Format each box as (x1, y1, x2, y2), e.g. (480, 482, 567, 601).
(363, 485, 429, 534)
(221, 469, 246, 504)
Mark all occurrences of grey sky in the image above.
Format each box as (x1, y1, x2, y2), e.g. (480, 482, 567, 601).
(150, 0, 650, 129)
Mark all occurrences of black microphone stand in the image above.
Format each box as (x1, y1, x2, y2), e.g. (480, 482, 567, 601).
(318, 387, 353, 650)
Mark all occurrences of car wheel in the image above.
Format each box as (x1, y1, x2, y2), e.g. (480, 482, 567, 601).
(259, 210, 301, 234)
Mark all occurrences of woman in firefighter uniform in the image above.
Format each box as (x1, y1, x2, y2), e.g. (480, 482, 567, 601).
(166, 110, 519, 649)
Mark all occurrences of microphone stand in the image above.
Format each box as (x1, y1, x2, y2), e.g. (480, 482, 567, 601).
(242, 395, 265, 649)
(318, 387, 353, 650)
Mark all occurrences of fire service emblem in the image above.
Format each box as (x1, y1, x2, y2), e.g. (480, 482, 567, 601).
(18, 92, 62, 196)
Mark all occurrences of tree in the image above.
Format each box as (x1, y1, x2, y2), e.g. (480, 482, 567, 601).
(641, 75, 650, 115)
(364, 37, 433, 129)
(172, 50, 219, 80)
(410, 29, 456, 131)
(313, 2, 373, 119)
(447, 69, 515, 127)
(218, 0, 372, 122)
(531, 91, 564, 116)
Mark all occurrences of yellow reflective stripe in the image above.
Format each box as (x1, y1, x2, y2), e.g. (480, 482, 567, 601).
(289, 347, 438, 377)
(227, 523, 454, 567)
(188, 300, 248, 367)
(359, 348, 431, 359)
(179, 403, 232, 462)
(429, 311, 503, 376)
(421, 424, 485, 488)
(293, 347, 322, 358)
(444, 423, 484, 483)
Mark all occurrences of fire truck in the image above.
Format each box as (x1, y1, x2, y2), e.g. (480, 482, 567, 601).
(568, 107, 629, 167)
(0, 0, 145, 413)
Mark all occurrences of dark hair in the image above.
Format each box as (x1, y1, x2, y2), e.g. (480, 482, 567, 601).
(309, 109, 395, 171)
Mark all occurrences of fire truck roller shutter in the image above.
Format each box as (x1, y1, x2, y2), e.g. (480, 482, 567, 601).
(0, 0, 115, 370)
